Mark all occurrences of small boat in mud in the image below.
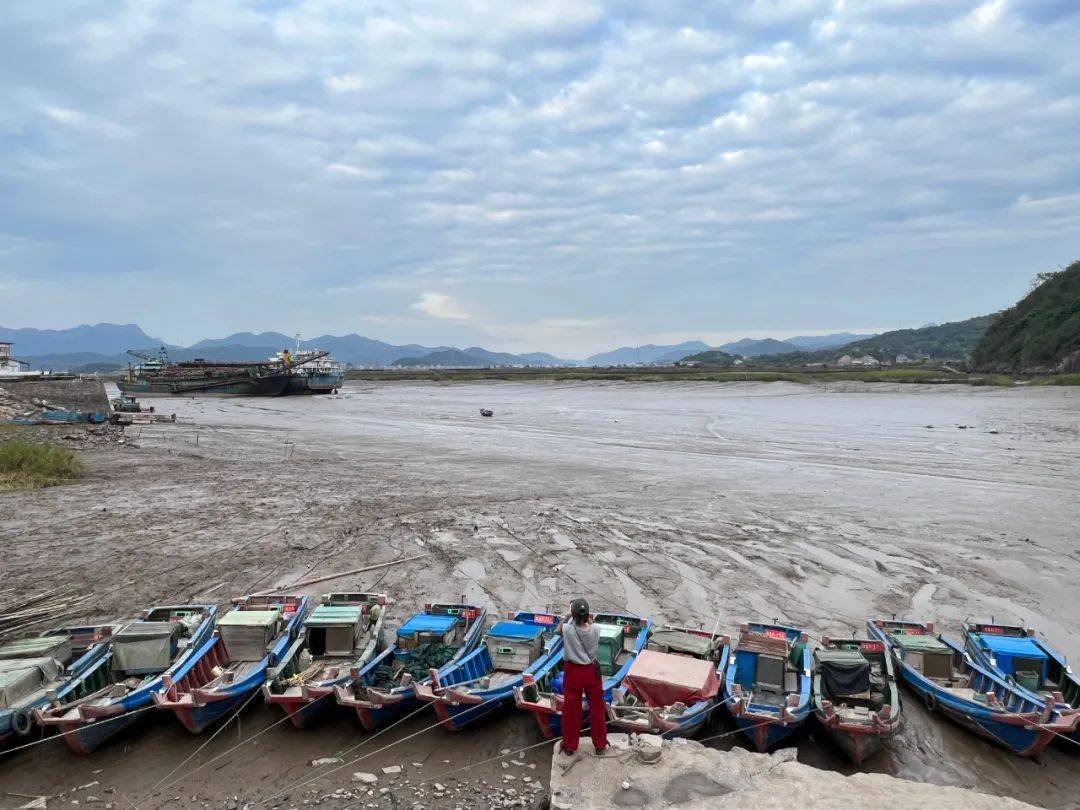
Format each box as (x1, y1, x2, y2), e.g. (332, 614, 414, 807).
(963, 619, 1080, 745)
(262, 592, 387, 728)
(334, 602, 488, 731)
(868, 618, 1080, 756)
(607, 624, 729, 737)
(514, 611, 651, 738)
(724, 622, 812, 751)
(34, 605, 217, 753)
(811, 635, 900, 763)
(153, 594, 308, 734)
(0, 625, 115, 748)
(413, 611, 563, 730)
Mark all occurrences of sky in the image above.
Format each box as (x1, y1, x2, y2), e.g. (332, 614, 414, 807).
(1, 0, 1078, 357)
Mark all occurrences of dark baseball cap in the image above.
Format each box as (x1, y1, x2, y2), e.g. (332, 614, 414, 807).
(570, 598, 590, 619)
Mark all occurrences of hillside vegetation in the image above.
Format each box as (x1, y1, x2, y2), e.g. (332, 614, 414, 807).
(971, 261, 1080, 372)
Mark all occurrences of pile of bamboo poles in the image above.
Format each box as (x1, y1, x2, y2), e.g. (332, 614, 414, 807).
(0, 586, 93, 642)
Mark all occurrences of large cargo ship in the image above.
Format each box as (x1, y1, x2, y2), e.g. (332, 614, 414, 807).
(119, 351, 291, 398)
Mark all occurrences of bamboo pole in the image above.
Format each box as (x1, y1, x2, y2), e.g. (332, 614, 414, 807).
(252, 553, 428, 595)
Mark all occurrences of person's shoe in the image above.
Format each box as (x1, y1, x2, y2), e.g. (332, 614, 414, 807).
(557, 744, 577, 757)
(591, 745, 611, 757)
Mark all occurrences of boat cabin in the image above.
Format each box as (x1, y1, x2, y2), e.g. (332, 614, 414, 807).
(815, 638, 891, 714)
(0, 626, 112, 711)
(397, 614, 465, 651)
(304, 605, 371, 657)
(970, 633, 1048, 692)
(111, 606, 210, 676)
(593, 614, 647, 677)
(219, 608, 285, 661)
(733, 626, 805, 707)
(484, 621, 547, 673)
(891, 633, 959, 682)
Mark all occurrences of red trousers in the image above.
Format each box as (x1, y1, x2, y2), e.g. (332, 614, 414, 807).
(561, 661, 607, 754)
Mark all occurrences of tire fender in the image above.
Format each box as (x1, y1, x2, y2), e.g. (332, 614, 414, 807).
(11, 708, 33, 737)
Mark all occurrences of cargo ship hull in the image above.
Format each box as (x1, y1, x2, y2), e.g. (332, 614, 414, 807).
(119, 374, 290, 398)
(285, 370, 344, 395)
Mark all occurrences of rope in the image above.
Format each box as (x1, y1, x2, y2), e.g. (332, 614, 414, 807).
(141, 686, 263, 799)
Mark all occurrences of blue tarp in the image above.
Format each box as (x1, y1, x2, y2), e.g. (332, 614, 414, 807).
(978, 634, 1047, 678)
(487, 621, 545, 641)
(397, 614, 459, 638)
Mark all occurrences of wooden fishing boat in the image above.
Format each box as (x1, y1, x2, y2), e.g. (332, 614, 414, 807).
(513, 611, 651, 738)
(723, 622, 812, 751)
(34, 605, 217, 753)
(412, 611, 563, 730)
(811, 635, 900, 763)
(963, 619, 1080, 745)
(334, 602, 487, 731)
(153, 594, 309, 734)
(607, 624, 729, 737)
(0, 625, 115, 748)
(262, 592, 387, 728)
(868, 618, 1080, 756)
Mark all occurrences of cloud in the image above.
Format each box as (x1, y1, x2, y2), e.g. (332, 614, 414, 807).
(0, 0, 1077, 351)
(411, 292, 471, 321)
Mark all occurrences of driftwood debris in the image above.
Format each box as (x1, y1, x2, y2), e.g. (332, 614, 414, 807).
(253, 553, 428, 595)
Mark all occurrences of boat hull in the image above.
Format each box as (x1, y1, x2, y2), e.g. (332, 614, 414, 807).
(119, 374, 290, 398)
(165, 689, 254, 735)
(817, 721, 886, 765)
(263, 688, 339, 729)
(284, 372, 343, 395)
(52, 710, 145, 755)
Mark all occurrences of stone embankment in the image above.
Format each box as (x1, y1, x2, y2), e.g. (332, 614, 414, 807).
(550, 735, 1037, 809)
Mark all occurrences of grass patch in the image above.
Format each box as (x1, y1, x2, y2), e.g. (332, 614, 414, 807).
(1028, 373, 1080, 386)
(0, 440, 83, 491)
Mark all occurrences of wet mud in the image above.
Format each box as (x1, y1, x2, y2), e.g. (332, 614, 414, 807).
(1, 381, 1079, 807)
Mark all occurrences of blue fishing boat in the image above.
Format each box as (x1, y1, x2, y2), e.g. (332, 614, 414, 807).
(35, 604, 217, 753)
(412, 611, 563, 730)
(153, 594, 308, 734)
(723, 621, 812, 751)
(0, 625, 115, 748)
(263, 592, 387, 728)
(811, 635, 900, 764)
(868, 618, 1080, 756)
(513, 611, 651, 738)
(963, 619, 1080, 744)
(607, 624, 730, 737)
(334, 602, 488, 731)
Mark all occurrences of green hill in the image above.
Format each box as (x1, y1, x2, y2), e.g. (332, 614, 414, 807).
(679, 350, 738, 367)
(971, 261, 1080, 372)
(834, 315, 997, 362)
(392, 349, 485, 367)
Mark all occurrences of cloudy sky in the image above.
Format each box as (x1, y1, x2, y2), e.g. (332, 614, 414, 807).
(1, 0, 1078, 356)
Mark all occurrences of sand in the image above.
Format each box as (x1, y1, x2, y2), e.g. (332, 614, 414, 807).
(1, 380, 1078, 807)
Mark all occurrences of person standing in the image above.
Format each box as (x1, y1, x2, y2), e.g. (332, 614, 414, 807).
(559, 598, 608, 755)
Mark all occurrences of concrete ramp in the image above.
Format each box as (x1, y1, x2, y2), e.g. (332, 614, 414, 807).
(549, 734, 1036, 809)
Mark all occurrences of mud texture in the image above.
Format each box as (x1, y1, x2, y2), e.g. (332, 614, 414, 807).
(1, 380, 1079, 808)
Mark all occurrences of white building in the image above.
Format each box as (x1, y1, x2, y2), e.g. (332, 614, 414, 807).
(0, 342, 35, 377)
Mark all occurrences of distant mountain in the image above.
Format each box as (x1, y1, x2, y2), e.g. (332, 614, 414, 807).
(393, 349, 485, 367)
(0, 323, 169, 356)
(972, 260, 1080, 373)
(718, 338, 797, 357)
(784, 332, 876, 350)
(585, 341, 710, 366)
(461, 347, 571, 367)
(190, 332, 293, 350)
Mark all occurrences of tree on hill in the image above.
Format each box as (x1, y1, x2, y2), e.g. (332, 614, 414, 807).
(971, 260, 1080, 372)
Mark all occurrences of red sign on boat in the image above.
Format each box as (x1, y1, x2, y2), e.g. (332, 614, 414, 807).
(533, 614, 556, 625)
(765, 628, 787, 640)
(860, 641, 885, 653)
(980, 625, 1004, 634)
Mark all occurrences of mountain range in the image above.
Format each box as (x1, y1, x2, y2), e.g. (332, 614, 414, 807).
(1, 325, 879, 370)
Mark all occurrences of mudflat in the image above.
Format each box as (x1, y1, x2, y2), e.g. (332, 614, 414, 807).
(2, 380, 1079, 807)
